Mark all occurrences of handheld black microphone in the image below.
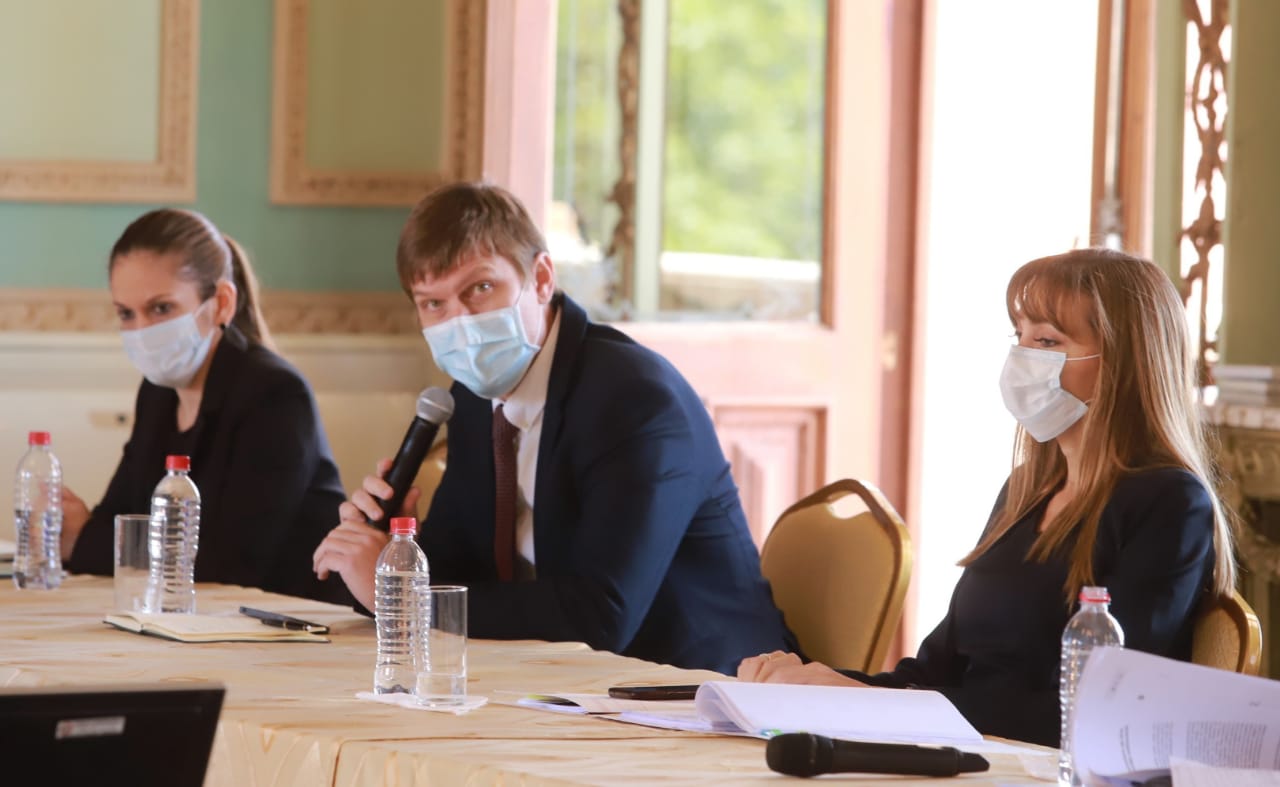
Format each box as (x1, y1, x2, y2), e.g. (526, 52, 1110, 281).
(370, 387, 454, 530)
(765, 732, 990, 778)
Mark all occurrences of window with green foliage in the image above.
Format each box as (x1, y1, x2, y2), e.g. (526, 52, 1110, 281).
(551, 0, 827, 322)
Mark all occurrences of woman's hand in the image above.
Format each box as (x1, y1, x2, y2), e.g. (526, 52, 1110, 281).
(737, 651, 868, 687)
(59, 486, 91, 560)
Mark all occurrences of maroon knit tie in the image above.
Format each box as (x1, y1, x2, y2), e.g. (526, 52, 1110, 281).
(492, 404, 519, 582)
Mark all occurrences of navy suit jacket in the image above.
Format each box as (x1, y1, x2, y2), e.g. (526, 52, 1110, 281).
(421, 294, 794, 674)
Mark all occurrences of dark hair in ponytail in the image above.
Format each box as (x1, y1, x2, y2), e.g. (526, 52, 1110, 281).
(109, 208, 274, 349)
(221, 234, 273, 349)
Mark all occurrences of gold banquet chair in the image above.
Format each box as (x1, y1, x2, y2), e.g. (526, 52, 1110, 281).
(760, 479, 913, 674)
(1191, 589, 1263, 676)
(414, 440, 449, 512)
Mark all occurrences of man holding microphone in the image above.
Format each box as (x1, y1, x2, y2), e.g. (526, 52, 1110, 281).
(313, 182, 794, 674)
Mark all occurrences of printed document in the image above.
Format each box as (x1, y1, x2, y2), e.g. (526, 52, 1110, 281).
(1072, 647, 1280, 786)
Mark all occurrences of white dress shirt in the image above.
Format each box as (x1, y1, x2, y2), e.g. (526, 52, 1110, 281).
(493, 308, 561, 575)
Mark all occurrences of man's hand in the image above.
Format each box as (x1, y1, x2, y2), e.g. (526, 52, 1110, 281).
(313, 458, 421, 609)
(346, 458, 422, 524)
(737, 651, 868, 687)
(313, 521, 389, 609)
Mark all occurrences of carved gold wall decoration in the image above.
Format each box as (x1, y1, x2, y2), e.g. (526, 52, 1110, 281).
(1179, 0, 1230, 383)
(0, 288, 419, 336)
(270, 0, 485, 206)
(0, 0, 198, 203)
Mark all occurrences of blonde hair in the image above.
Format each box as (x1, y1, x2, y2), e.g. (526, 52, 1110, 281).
(960, 248, 1236, 603)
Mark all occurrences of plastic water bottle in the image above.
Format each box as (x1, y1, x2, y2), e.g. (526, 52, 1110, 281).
(1059, 585, 1124, 786)
(374, 516, 430, 694)
(12, 431, 63, 590)
(147, 455, 201, 613)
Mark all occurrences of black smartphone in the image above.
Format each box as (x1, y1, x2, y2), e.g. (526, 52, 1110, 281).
(607, 684, 700, 701)
(238, 606, 330, 634)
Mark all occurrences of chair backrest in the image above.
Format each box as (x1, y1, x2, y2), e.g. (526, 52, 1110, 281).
(760, 479, 913, 674)
(415, 439, 449, 511)
(1191, 588, 1263, 676)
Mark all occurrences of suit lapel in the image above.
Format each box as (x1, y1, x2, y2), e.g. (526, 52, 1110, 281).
(532, 294, 588, 561)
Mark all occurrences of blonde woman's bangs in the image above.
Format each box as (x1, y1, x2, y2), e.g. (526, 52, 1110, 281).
(1006, 258, 1096, 340)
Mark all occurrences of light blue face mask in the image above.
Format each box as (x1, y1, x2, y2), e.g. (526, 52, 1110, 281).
(120, 299, 217, 389)
(421, 287, 542, 400)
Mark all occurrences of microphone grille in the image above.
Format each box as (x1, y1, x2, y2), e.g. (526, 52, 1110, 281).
(415, 387, 455, 424)
(765, 733, 823, 777)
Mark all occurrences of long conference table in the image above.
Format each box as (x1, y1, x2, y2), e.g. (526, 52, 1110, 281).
(1, 576, 1056, 785)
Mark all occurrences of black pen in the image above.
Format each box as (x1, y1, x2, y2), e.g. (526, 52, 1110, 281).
(238, 606, 330, 634)
(766, 732, 990, 778)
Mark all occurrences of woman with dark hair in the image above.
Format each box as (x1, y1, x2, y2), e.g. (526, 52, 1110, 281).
(738, 248, 1237, 746)
(61, 208, 350, 603)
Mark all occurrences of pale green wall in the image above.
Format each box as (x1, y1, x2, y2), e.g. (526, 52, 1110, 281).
(0, 0, 159, 162)
(0, 0, 410, 293)
(1150, 0, 1185, 281)
(1220, 0, 1280, 365)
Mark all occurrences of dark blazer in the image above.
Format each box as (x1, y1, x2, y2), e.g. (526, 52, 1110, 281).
(66, 325, 351, 604)
(842, 467, 1217, 746)
(421, 294, 795, 674)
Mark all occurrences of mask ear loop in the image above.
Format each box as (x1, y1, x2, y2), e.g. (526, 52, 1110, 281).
(192, 296, 223, 339)
(514, 268, 550, 349)
(1077, 355, 1102, 406)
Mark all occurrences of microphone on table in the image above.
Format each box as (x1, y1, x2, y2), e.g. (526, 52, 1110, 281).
(370, 387, 454, 531)
(765, 732, 990, 778)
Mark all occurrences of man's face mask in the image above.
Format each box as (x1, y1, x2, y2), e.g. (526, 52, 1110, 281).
(421, 285, 541, 400)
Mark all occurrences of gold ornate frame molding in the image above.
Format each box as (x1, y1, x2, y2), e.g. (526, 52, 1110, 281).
(269, 0, 486, 206)
(0, 0, 198, 204)
(0, 288, 419, 336)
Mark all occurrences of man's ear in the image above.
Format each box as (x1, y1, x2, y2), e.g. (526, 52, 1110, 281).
(532, 252, 557, 303)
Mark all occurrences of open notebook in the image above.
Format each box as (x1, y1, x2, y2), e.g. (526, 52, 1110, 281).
(616, 681, 989, 747)
(104, 612, 329, 643)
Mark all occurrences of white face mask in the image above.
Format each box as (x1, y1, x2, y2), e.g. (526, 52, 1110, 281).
(998, 345, 1100, 442)
(121, 300, 217, 389)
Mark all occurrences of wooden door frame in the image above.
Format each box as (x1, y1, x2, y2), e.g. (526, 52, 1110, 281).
(482, 0, 924, 669)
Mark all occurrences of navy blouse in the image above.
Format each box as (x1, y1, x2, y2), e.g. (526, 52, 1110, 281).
(842, 467, 1217, 746)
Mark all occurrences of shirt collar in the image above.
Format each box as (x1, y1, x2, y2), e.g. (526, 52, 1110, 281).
(494, 307, 561, 430)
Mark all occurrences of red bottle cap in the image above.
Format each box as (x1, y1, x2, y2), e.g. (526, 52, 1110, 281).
(1079, 586, 1111, 604)
(389, 517, 417, 536)
(166, 455, 191, 472)
(27, 431, 51, 446)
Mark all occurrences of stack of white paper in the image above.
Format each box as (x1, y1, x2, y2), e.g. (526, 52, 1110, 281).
(1073, 647, 1280, 786)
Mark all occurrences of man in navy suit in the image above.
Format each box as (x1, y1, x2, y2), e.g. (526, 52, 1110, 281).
(314, 182, 794, 674)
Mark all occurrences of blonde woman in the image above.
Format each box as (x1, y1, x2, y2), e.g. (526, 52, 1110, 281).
(739, 248, 1237, 746)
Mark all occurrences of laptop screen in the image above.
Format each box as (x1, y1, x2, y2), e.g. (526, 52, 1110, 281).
(0, 682, 224, 787)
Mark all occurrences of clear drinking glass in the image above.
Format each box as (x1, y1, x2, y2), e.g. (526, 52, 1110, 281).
(415, 585, 468, 707)
(113, 514, 152, 611)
